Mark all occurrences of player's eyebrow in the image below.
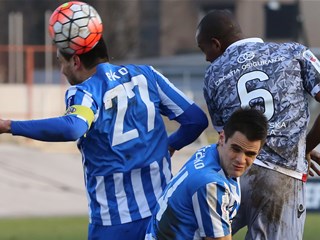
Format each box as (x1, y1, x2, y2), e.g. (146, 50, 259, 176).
(230, 144, 258, 156)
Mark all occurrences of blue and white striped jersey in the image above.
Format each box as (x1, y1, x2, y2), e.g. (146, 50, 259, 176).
(204, 38, 320, 174)
(65, 63, 195, 225)
(145, 144, 240, 240)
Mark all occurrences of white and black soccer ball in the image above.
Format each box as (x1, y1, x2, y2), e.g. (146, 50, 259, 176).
(48, 1, 103, 55)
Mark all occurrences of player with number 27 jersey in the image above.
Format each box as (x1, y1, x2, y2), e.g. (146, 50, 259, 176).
(204, 38, 320, 179)
(66, 63, 207, 226)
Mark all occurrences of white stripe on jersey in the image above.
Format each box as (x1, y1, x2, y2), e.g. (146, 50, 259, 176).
(157, 85, 186, 117)
(95, 176, 112, 225)
(144, 233, 154, 240)
(162, 156, 171, 185)
(66, 86, 77, 99)
(193, 230, 202, 240)
(207, 183, 224, 237)
(113, 172, 132, 223)
(150, 161, 163, 201)
(81, 90, 99, 122)
(81, 91, 94, 108)
(83, 89, 93, 97)
(83, 162, 92, 223)
(221, 183, 230, 222)
(151, 66, 193, 105)
(192, 191, 205, 237)
(131, 168, 152, 218)
(311, 84, 320, 97)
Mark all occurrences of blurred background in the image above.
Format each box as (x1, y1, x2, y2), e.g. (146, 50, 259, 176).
(0, 0, 319, 127)
(0, 0, 320, 226)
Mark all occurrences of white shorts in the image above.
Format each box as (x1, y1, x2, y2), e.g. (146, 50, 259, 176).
(231, 164, 306, 240)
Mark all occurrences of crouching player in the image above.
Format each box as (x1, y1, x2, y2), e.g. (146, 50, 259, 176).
(145, 107, 268, 240)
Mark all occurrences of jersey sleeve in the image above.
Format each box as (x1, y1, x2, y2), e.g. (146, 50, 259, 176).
(149, 66, 208, 149)
(168, 103, 208, 150)
(150, 66, 194, 119)
(65, 85, 97, 126)
(11, 114, 89, 141)
(10, 86, 96, 142)
(192, 182, 232, 238)
(298, 47, 320, 97)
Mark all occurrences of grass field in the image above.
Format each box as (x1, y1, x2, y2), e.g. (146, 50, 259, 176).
(0, 213, 319, 240)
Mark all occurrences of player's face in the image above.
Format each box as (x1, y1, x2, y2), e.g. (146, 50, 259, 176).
(196, 28, 221, 63)
(56, 50, 79, 86)
(218, 131, 261, 178)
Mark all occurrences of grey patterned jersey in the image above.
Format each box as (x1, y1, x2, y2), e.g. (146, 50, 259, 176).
(204, 38, 320, 172)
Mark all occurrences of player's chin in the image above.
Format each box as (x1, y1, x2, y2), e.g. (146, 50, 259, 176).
(230, 168, 245, 178)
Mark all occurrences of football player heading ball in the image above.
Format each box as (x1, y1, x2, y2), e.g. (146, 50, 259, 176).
(0, 1, 208, 240)
(48, 1, 103, 55)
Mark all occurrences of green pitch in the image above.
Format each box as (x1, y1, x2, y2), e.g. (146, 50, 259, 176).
(0, 216, 88, 240)
(0, 213, 319, 240)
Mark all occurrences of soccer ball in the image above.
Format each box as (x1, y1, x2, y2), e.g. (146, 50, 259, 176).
(48, 1, 103, 55)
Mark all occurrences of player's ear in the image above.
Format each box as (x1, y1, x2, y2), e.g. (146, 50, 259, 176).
(211, 37, 222, 50)
(72, 55, 82, 69)
(218, 130, 225, 145)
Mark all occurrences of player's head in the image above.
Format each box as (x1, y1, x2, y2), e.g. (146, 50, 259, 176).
(196, 9, 243, 62)
(59, 37, 109, 69)
(57, 37, 109, 85)
(218, 107, 268, 177)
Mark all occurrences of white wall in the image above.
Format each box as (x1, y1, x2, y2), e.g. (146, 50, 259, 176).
(0, 84, 67, 120)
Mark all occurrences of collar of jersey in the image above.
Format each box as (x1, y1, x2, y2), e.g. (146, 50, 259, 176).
(227, 38, 264, 51)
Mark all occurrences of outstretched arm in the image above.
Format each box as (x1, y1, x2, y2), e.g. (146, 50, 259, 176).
(306, 92, 320, 176)
(0, 114, 89, 142)
(306, 113, 320, 176)
(168, 103, 208, 154)
(306, 113, 320, 153)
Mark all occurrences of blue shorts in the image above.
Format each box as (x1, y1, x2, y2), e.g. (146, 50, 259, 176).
(88, 217, 151, 240)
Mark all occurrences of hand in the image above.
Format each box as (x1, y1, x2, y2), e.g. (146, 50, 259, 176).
(0, 119, 11, 134)
(308, 150, 320, 177)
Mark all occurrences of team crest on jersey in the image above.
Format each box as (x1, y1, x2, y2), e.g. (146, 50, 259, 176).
(237, 51, 255, 64)
(65, 106, 76, 115)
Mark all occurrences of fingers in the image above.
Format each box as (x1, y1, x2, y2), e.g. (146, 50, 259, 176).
(309, 160, 320, 177)
(309, 161, 315, 177)
(310, 150, 320, 164)
(307, 150, 320, 177)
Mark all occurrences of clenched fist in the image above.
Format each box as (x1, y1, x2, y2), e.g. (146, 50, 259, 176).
(0, 119, 11, 134)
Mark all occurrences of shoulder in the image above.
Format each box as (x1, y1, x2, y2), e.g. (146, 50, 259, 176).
(184, 145, 222, 184)
(276, 42, 307, 54)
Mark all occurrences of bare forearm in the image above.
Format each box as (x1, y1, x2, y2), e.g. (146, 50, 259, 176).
(306, 114, 320, 153)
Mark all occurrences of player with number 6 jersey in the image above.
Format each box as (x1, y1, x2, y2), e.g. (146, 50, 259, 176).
(203, 37, 319, 176)
(196, 10, 320, 240)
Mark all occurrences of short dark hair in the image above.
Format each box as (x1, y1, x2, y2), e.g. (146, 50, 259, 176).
(59, 37, 109, 69)
(223, 107, 268, 146)
(197, 9, 242, 43)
